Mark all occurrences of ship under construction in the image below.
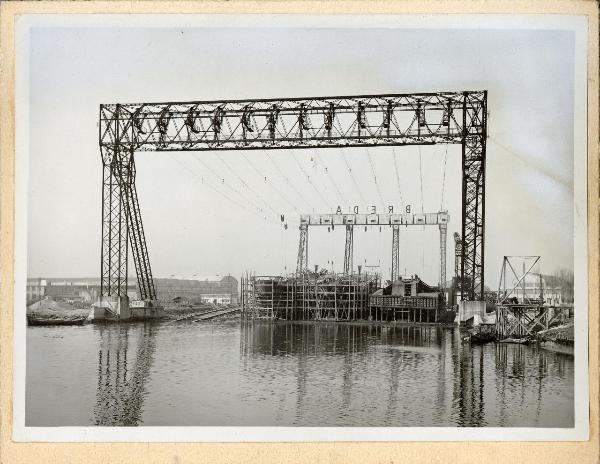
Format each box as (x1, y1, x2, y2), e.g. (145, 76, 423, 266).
(241, 271, 447, 323)
(241, 211, 455, 323)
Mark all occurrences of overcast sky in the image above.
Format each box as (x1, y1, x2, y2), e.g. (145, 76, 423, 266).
(25, 17, 578, 288)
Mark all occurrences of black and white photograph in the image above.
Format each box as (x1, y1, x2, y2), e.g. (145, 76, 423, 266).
(12, 13, 590, 442)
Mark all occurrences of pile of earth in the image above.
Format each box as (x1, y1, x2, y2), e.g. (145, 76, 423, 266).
(27, 298, 90, 321)
(536, 321, 574, 345)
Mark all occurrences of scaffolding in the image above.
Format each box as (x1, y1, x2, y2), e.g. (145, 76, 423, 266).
(495, 256, 573, 339)
(241, 271, 380, 321)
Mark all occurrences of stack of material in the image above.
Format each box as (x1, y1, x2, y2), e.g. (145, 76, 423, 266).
(27, 297, 90, 325)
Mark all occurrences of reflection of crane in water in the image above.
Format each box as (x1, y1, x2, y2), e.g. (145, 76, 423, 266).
(450, 332, 486, 426)
(94, 323, 157, 425)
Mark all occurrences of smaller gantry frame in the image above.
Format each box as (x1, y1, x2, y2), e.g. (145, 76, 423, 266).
(495, 256, 572, 339)
(296, 212, 449, 288)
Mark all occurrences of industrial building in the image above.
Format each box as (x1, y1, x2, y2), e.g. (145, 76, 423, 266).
(26, 277, 137, 305)
(154, 275, 239, 305)
(26, 275, 239, 307)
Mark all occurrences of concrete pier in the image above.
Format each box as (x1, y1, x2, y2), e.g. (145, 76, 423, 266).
(91, 296, 165, 322)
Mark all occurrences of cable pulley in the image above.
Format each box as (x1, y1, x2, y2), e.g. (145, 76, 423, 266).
(324, 102, 335, 133)
(268, 104, 280, 139)
(133, 105, 147, 134)
(241, 105, 254, 133)
(357, 101, 367, 129)
(158, 106, 172, 135)
(185, 105, 201, 134)
(212, 106, 225, 136)
(382, 100, 393, 128)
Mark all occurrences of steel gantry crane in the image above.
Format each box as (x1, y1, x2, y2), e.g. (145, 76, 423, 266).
(98, 91, 487, 318)
(296, 212, 449, 288)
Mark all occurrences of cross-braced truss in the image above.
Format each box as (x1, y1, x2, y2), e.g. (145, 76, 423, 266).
(99, 91, 487, 301)
(296, 225, 308, 273)
(496, 305, 571, 339)
(494, 256, 572, 339)
(454, 232, 462, 280)
(497, 256, 541, 305)
(439, 223, 447, 290)
(391, 225, 400, 282)
(100, 147, 156, 300)
(343, 226, 354, 274)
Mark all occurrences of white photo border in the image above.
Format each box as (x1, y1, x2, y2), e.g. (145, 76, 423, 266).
(12, 13, 589, 442)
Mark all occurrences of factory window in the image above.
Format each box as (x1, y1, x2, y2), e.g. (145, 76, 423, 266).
(404, 283, 412, 296)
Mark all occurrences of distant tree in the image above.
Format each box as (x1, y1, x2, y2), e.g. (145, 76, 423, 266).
(551, 268, 574, 303)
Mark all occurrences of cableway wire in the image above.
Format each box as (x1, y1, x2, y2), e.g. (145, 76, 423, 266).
(240, 152, 299, 213)
(391, 146, 404, 211)
(418, 146, 425, 275)
(191, 153, 267, 216)
(487, 134, 571, 187)
(307, 150, 337, 211)
(291, 150, 334, 212)
(170, 155, 283, 228)
(440, 144, 448, 212)
(338, 147, 367, 208)
(313, 148, 346, 208)
(214, 152, 279, 217)
(365, 146, 386, 209)
(170, 155, 246, 210)
(418, 146, 424, 215)
(264, 152, 314, 211)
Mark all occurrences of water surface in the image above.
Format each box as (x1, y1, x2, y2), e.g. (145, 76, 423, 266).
(26, 320, 574, 427)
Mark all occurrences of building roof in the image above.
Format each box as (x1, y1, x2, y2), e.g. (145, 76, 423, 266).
(28, 275, 237, 285)
(157, 275, 235, 282)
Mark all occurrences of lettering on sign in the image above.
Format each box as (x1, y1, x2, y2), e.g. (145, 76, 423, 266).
(333, 205, 412, 215)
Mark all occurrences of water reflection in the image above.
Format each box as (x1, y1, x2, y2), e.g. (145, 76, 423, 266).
(239, 321, 574, 427)
(26, 319, 573, 427)
(240, 321, 440, 356)
(93, 323, 157, 426)
(451, 337, 485, 426)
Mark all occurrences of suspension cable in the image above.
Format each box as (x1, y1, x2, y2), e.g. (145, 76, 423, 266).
(339, 147, 367, 208)
(418, 146, 424, 214)
(171, 156, 246, 213)
(291, 150, 334, 211)
(391, 147, 404, 211)
(265, 152, 314, 211)
(308, 150, 337, 211)
(440, 144, 448, 212)
(192, 154, 266, 215)
(172, 155, 283, 227)
(313, 149, 346, 207)
(366, 146, 386, 209)
(240, 152, 299, 213)
(214, 152, 279, 216)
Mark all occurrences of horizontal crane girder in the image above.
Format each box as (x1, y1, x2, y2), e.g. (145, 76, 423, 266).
(300, 212, 449, 227)
(100, 91, 485, 153)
